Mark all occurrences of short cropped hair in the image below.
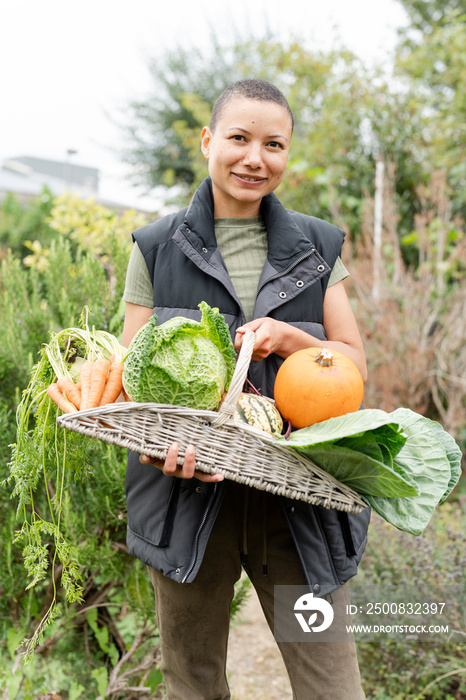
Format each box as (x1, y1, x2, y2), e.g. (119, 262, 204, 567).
(210, 79, 294, 132)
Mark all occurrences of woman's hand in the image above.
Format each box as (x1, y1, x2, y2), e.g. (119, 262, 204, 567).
(139, 443, 224, 483)
(234, 281, 367, 381)
(235, 318, 288, 361)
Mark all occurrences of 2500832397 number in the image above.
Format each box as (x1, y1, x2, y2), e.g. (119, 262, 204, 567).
(351, 602, 447, 615)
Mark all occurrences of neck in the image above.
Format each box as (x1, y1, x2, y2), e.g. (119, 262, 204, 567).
(213, 201, 261, 218)
(212, 184, 261, 218)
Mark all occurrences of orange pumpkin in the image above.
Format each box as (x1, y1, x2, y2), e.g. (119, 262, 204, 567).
(274, 347, 364, 429)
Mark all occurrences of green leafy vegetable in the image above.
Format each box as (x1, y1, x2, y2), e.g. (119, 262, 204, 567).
(295, 442, 418, 497)
(364, 408, 460, 535)
(338, 424, 407, 464)
(277, 409, 414, 496)
(279, 409, 404, 447)
(426, 416, 462, 505)
(122, 302, 236, 410)
(277, 407, 462, 535)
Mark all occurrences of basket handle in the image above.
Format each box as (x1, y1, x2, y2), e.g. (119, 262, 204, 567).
(211, 329, 256, 426)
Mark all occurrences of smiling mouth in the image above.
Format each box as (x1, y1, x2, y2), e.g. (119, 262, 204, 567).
(233, 173, 266, 183)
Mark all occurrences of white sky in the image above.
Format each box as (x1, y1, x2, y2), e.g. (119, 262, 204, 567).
(1, 0, 408, 211)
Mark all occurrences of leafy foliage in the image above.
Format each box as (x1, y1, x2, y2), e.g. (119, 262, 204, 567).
(0, 195, 166, 696)
(395, 1, 466, 215)
(358, 501, 466, 699)
(283, 407, 461, 531)
(362, 409, 457, 534)
(118, 17, 465, 240)
(347, 167, 466, 451)
(0, 188, 56, 258)
(0, 194, 251, 697)
(396, 0, 465, 41)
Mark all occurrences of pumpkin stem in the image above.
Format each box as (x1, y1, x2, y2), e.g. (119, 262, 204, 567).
(314, 349, 334, 367)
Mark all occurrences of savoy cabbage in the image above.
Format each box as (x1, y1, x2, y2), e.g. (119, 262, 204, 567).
(123, 302, 236, 410)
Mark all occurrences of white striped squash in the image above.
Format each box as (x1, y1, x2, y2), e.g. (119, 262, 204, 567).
(234, 393, 283, 435)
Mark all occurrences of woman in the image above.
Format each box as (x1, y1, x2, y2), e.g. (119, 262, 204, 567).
(122, 79, 369, 699)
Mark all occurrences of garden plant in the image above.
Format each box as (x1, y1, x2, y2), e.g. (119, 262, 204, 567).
(1, 4, 465, 692)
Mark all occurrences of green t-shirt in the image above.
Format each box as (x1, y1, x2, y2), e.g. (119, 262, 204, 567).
(123, 217, 349, 321)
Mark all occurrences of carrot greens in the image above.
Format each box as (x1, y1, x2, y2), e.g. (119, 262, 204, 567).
(6, 308, 123, 660)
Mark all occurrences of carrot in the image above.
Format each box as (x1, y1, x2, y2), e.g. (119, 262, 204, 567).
(47, 383, 78, 413)
(79, 360, 93, 410)
(87, 357, 109, 409)
(64, 384, 82, 410)
(57, 377, 82, 410)
(99, 358, 124, 406)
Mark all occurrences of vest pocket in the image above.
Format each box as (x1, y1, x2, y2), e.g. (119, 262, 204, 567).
(156, 480, 180, 547)
(337, 508, 371, 558)
(126, 451, 180, 547)
(337, 511, 357, 556)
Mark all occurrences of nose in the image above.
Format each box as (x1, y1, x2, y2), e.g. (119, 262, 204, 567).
(242, 142, 262, 169)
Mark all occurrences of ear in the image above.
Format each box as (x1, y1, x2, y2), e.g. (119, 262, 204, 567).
(201, 126, 212, 159)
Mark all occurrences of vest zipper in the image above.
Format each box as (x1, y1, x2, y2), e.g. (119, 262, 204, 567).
(177, 227, 247, 324)
(181, 483, 218, 583)
(254, 248, 316, 302)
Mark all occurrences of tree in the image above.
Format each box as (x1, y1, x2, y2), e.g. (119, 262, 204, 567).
(119, 27, 463, 243)
(120, 34, 418, 236)
(118, 32, 268, 192)
(394, 0, 466, 213)
(396, 0, 466, 36)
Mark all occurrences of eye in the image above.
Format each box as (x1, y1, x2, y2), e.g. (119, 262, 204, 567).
(267, 141, 284, 149)
(230, 134, 247, 142)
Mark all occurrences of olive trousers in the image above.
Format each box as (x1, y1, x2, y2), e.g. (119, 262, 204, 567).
(148, 481, 365, 700)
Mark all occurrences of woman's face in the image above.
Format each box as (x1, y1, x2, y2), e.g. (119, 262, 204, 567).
(201, 97, 292, 218)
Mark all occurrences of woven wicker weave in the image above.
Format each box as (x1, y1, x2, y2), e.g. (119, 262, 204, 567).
(57, 330, 367, 514)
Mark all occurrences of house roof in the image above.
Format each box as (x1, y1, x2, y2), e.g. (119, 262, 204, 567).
(0, 156, 154, 215)
(0, 167, 46, 197)
(6, 156, 99, 191)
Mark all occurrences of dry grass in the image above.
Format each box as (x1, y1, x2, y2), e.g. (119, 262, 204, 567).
(343, 167, 466, 442)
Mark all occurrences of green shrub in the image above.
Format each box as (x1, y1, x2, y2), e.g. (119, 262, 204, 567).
(357, 502, 466, 699)
(0, 196, 167, 698)
(0, 189, 56, 259)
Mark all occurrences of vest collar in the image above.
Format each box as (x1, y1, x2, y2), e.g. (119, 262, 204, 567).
(183, 177, 315, 272)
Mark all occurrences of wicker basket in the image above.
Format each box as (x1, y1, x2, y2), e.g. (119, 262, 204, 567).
(57, 330, 367, 514)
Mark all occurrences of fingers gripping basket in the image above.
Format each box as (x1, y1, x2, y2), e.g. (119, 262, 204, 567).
(57, 330, 367, 514)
